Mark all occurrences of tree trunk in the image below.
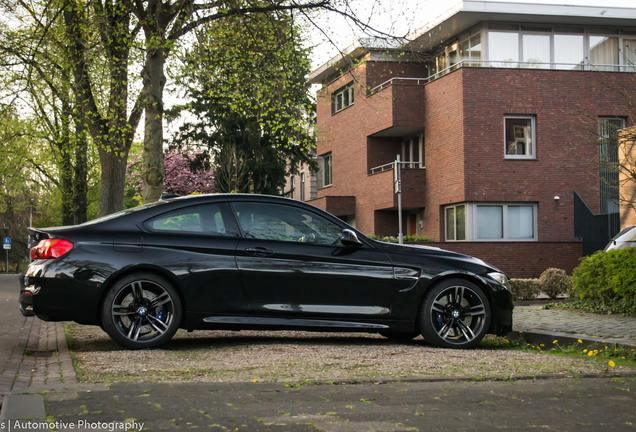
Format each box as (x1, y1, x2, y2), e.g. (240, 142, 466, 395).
(60, 103, 74, 226)
(73, 118, 88, 224)
(141, 46, 166, 203)
(97, 150, 128, 216)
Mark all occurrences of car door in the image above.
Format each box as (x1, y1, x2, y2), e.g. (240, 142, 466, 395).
(141, 202, 248, 315)
(231, 201, 411, 320)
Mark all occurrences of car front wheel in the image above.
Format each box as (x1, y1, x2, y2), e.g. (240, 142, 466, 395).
(101, 273, 182, 350)
(419, 279, 490, 349)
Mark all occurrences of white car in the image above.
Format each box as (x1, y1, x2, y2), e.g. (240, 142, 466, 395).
(605, 225, 636, 251)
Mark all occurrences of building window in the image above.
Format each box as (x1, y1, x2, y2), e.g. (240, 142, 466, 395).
(459, 33, 482, 66)
(300, 172, 305, 201)
(488, 31, 519, 68)
(290, 176, 295, 199)
(504, 116, 535, 159)
(401, 133, 425, 168)
(445, 204, 466, 241)
(445, 203, 537, 241)
(554, 33, 585, 70)
(623, 39, 636, 72)
(599, 117, 624, 214)
(322, 153, 332, 187)
(333, 84, 354, 113)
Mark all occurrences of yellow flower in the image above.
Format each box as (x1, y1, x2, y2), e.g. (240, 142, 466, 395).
(583, 349, 588, 353)
(609, 361, 616, 367)
(588, 351, 594, 356)
(253, 379, 258, 382)
(553, 340, 558, 344)
(540, 344, 545, 347)
(578, 339, 583, 343)
(519, 331, 523, 334)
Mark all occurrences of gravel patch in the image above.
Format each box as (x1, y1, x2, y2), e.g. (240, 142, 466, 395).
(65, 322, 636, 384)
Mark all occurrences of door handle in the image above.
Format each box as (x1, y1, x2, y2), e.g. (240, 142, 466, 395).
(245, 247, 275, 256)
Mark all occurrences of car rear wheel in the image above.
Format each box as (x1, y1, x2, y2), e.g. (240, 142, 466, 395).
(101, 273, 182, 350)
(419, 279, 490, 349)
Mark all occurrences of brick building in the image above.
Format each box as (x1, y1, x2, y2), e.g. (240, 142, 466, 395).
(286, 0, 636, 278)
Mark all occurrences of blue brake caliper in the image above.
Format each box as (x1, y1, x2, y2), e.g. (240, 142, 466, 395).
(156, 307, 166, 322)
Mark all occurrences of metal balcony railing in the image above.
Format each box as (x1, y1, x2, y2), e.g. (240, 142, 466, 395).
(367, 59, 636, 96)
(369, 161, 424, 175)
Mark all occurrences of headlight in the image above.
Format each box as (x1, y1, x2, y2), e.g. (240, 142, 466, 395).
(488, 272, 511, 290)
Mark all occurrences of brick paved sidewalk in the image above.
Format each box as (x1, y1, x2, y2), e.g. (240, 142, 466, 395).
(513, 305, 636, 348)
(0, 317, 77, 403)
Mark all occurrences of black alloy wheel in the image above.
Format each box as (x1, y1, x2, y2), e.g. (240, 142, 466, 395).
(101, 273, 182, 349)
(419, 279, 490, 349)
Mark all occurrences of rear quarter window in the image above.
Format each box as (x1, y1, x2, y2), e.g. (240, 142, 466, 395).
(145, 204, 237, 236)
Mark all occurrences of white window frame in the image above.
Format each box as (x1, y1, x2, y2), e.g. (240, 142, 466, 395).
(445, 204, 468, 242)
(300, 172, 305, 202)
(333, 85, 354, 113)
(445, 203, 538, 242)
(504, 115, 536, 160)
(322, 153, 332, 187)
(290, 176, 295, 199)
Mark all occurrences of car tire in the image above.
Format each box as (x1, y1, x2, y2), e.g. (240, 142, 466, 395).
(101, 273, 182, 350)
(379, 332, 420, 342)
(419, 278, 490, 349)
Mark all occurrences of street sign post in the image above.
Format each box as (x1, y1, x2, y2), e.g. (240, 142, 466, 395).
(3, 237, 9, 274)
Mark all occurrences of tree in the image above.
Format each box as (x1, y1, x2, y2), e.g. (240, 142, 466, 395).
(0, 4, 90, 225)
(169, 9, 316, 194)
(125, 151, 215, 204)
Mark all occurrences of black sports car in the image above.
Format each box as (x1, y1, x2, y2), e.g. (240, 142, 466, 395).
(20, 194, 513, 349)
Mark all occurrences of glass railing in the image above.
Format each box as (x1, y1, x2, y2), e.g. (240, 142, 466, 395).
(367, 59, 635, 96)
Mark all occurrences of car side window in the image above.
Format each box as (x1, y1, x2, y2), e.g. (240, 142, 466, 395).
(146, 204, 238, 236)
(232, 202, 343, 246)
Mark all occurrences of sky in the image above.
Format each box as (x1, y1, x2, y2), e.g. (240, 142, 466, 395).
(304, 0, 636, 70)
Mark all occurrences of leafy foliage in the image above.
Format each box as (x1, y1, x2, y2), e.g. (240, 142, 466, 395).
(125, 152, 215, 208)
(571, 249, 636, 302)
(169, 9, 316, 195)
(509, 279, 541, 301)
(539, 268, 571, 299)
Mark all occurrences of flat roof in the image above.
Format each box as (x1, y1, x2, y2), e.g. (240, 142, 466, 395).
(308, 0, 636, 84)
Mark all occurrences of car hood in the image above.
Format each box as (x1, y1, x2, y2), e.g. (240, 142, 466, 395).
(371, 240, 503, 275)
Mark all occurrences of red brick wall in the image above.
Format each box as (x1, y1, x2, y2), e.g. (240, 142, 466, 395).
(422, 69, 465, 240)
(421, 241, 583, 279)
(458, 69, 636, 242)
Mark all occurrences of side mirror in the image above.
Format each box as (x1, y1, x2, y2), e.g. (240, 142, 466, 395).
(340, 229, 363, 247)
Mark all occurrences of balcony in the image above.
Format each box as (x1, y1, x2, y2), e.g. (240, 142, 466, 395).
(367, 162, 426, 210)
(308, 196, 355, 217)
(367, 59, 636, 98)
(365, 81, 425, 137)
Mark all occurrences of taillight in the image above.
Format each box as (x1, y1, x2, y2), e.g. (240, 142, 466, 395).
(31, 239, 73, 260)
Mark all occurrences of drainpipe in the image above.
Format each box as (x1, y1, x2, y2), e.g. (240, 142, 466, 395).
(395, 155, 403, 244)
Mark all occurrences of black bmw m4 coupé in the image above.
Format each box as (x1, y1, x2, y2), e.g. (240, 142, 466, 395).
(21, 194, 513, 349)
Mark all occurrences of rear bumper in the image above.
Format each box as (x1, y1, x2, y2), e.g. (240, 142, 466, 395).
(20, 267, 103, 324)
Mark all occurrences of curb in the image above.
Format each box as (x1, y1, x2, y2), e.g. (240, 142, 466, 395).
(509, 328, 636, 350)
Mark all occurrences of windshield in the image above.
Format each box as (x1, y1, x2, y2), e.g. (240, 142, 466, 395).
(79, 201, 169, 226)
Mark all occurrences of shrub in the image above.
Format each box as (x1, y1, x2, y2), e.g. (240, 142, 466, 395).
(367, 235, 434, 243)
(509, 279, 541, 300)
(539, 268, 571, 299)
(571, 249, 636, 302)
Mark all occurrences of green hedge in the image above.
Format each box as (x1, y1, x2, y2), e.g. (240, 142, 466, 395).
(367, 235, 434, 243)
(509, 279, 541, 300)
(571, 248, 636, 302)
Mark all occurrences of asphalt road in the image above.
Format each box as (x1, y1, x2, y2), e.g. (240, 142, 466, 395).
(0, 275, 23, 377)
(10, 376, 632, 431)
